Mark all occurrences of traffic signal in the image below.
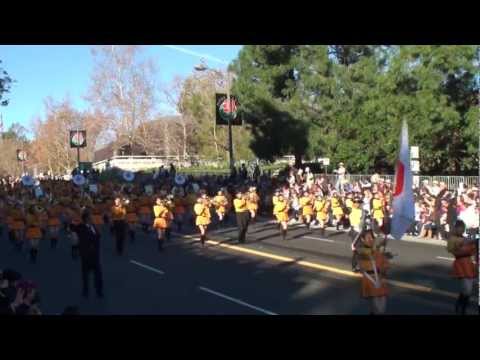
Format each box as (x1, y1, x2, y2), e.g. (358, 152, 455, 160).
(215, 93, 243, 126)
(70, 130, 87, 148)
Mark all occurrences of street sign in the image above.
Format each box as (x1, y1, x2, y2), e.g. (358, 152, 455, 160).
(317, 158, 330, 166)
(410, 146, 419, 159)
(411, 160, 420, 172)
(215, 93, 242, 126)
(17, 150, 27, 162)
(70, 130, 87, 148)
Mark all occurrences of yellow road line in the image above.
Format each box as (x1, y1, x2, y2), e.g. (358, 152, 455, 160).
(174, 233, 460, 300)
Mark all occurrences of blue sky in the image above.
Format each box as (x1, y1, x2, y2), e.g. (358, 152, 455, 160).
(0, 45, 242, 137)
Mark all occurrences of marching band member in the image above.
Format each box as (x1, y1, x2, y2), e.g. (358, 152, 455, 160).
(111, 197, 127, 256)
(331, 191, 344, 231)
(299, 191, 314, 229)
(25, 204, 42, 263)
(47, 199, 62, 249)
(272, 190, 280, 226)
(69, 202, 83, 260)
(234, 190, 250, 243)
(357, 230, 389, 315)
(10, 202, 26, 251)
(90, 197, 105, 233)
(273, 193, 290, 241)
(247, 187, 260, 223)
(372, 192, 384, 234)
(138, 193, 153, 234)
(314, 194, 329, 236)
(213, 190, 228, 224)
(194, 194, 211, 246)
(349, 198, 364, 272)
(173, 189, 187, 232)
(164, 195, 175, 241)
(125, 197, 138, 243)
(37, 201, 49, 241)
(447, 220, 477, 315)
(153, 197, 173, 252)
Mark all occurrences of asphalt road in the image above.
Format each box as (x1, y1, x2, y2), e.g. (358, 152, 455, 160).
(0, 217, 477, 315)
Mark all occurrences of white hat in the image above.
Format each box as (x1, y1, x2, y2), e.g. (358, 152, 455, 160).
(305, 167, 310, 172)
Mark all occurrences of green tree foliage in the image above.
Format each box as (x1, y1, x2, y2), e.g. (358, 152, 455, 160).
(178, 72, 254, 162)
(232, 45, 479, 175)
(0, 60, 13, 107)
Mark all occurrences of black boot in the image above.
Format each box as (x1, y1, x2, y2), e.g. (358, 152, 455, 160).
(282, 229, 287, 241)
(200, 235, 205, 246)
(166, 228, 171, 241)
(158, 239, 164, 252)
(177, 222, 182, 232)
(129, 230, 135, 243)
(336, 222, 340, 231)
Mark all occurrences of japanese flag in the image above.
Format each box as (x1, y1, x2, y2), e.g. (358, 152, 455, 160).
(391, 120, 415, 240)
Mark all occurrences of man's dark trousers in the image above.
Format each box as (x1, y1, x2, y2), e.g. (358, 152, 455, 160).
(113, 220, 126, 255)
(236, 211, 250, 243)
(81, 257, 103, 297)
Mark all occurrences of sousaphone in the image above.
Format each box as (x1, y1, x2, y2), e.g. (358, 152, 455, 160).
(21, 175, 35, 187)
(73, 174, 86, 186)
(174, 174, 186, 186)
(123, 170, 135, 182)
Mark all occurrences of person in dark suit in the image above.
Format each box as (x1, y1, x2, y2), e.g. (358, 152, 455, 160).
(72, 210, 104, 298)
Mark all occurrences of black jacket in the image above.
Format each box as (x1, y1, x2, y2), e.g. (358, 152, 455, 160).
(72, 223, 101, 261)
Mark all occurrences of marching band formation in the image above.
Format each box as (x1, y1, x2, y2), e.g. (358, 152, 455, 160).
(0, 165, 477, 315)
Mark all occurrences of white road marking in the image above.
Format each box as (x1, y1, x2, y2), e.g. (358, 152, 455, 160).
(436, 256, 454, 262)
(130, 260, 165, 275)
(198, 286, 278, 315)
(303, 236, 335, 243)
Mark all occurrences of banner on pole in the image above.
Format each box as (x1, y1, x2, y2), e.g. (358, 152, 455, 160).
(70, 130, 87, 148)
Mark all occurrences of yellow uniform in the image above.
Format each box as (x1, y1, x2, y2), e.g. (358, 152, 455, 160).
(111, 205, 127, 221)
(194, 202, 211, 226)
(349, 207, 363, 230)
(372, 199, 384, 220)
(47, 204, 62, 227)
(153, 204, 173, 229)
(10, 208, 25, 231)
(247, 192, 260, 212)
(299, 196, 314, 216)
(314, 199, 329, 222)
(25, 213, 42, 240)
(345, 198, 353, 212)
(359, 250, 389, 298)
(233, 198, 248, 213)
(126, 202, 138, 224)
(273, 199, 289, 223)
(213, 195, 229, 214)
(331, 197, 344, 217)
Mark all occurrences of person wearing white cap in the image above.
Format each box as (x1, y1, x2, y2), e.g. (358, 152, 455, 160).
(334, 162, 346, 194)
(305, 167, 314, 189)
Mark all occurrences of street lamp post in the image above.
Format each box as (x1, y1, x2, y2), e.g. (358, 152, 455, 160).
(195, 63, 235, 176)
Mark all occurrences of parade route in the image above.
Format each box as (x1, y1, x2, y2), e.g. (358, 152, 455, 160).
(1, 217, 476, 315)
